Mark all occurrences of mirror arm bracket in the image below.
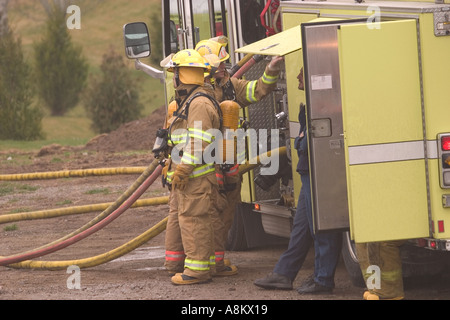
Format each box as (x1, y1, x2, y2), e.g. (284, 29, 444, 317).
(135, 59, 165, 83)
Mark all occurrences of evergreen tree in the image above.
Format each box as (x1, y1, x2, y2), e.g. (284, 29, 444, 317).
(83, 49, 143, 134)
(0, 27, 44, 140)
(148, 1, 163, 66)
(34, 5, 88, 116)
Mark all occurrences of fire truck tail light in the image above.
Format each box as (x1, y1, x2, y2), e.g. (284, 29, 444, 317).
(430, 240, 437, 249)
(439, 134, 450, 188)
(443, 155, 450, 169)
(441, 136, 450, 151)
(417, 238, 427, 247)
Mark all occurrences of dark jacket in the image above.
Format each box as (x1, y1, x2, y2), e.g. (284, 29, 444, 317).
(294, 103, 309, 175)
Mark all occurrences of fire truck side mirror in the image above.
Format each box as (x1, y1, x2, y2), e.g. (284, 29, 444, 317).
(123, 22, 151, 59)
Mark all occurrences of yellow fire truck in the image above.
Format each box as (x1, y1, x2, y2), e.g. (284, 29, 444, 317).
(124, 0, 450, 285)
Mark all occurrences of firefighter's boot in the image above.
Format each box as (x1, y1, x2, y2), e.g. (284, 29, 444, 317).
(171, 273, 212, 285)
(215, 264, 238, 276)
(363, 291, 403, 300)
(167, 266, 184, 276)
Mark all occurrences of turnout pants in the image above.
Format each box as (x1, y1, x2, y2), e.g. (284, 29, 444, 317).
(212, 170, 241, 271)
(164, 189, 184, 273)
(356, 241, 405, 299)
(165, 174, 217, 280)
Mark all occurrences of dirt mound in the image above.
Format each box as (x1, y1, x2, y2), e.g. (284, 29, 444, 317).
(84, 105, 166, 153)
(0, 106, 166, 175)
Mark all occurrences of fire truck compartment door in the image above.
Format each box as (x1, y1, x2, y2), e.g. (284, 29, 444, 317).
(235, 25, 302, 56)
(235, 18, 340, 56)
(338, 20, 430, 243)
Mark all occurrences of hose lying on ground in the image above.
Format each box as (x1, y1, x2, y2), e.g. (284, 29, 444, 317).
(7, 217, 168, 270)
(0, 159, 163, 267)
(0, 196, 169, 225)
(15, 158, 162, 252)
(0, 167, 148, 181)
(1, 147, 285, 225)
(1, 147, 285, 269)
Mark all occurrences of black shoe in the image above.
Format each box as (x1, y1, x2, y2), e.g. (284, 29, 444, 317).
(254, 272, 293, 290)
(297, 282, 333, 295)
(299, 274, 315, 288)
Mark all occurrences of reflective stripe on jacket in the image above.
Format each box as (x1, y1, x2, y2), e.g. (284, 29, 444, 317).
(213, 65, 279, 108)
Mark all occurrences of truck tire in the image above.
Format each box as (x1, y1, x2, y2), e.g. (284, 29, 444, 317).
(226, 203, 249, 251)
(341, 231, 365, 287)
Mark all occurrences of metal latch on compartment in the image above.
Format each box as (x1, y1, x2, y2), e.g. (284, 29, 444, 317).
(443, 194, 450, 208)
(434, 9, 450, 36)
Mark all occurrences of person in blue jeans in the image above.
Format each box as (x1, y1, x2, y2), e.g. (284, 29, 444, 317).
(254, 67, 342, 294)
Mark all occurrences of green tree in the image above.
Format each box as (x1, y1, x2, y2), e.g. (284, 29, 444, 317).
(34, 5, 88, 116)
(148, 1, 163, 66)
(0, 27, 44, 140)
(83, 49, 143, 134)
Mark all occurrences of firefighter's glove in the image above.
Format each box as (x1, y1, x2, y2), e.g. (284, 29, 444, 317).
(162, 159, 171, 178)
(268, 56, 284, 72)
(161, 159, 171, 187)
(172, 164, 193, 191)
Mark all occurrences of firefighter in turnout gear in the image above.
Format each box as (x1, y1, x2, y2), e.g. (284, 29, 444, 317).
(162, 49, 222, 285)
(195, 37, 283, 275)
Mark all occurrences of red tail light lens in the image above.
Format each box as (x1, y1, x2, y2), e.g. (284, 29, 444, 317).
(442, 136, 450, 151)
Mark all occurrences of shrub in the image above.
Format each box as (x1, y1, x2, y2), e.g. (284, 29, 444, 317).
(83, 49, 143, 134)
(148, 2, 163, 66)
(33, 6, 88, 116)
(0, 28, 44, 140)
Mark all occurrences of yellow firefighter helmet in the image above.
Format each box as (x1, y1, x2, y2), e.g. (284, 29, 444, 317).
(166, 49, 209, 71)
(166, 49, 209, 86)
(195, 38, 229, 62)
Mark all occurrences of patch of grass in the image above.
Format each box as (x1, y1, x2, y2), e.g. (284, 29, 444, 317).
(84, 188, 110, 195)
(56, 200, 73, 205)
(16, 184, 39, 193)
(4, 224, 18, 232)
(0, 182, 39, 197)
(51, 157, 63, 163)
(0, 183, 14, 196)
(7, 208, 31, 214)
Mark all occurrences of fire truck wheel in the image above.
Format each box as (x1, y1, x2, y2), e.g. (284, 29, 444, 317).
(226, 203, 249, 251)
